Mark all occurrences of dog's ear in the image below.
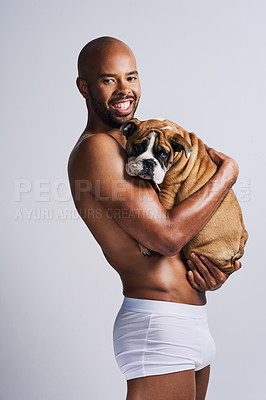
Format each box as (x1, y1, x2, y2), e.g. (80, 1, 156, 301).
(171, 134, 193, 158)
(120, 118, 140, 138)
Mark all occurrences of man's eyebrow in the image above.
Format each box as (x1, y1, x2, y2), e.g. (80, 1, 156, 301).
(127, 70, 139, 76)
(98, 73, 117, 79)
(98, 71, 139, 79)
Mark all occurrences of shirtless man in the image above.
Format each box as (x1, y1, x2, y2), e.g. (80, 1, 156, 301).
(68, 36, 242, 400)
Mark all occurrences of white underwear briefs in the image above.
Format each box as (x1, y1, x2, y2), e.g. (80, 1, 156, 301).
(113, 297, 216, 381)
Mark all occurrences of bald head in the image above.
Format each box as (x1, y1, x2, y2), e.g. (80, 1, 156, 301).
(77, 36, 135, 81)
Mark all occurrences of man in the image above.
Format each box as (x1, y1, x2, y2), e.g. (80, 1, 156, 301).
(68, 36, 241, 400)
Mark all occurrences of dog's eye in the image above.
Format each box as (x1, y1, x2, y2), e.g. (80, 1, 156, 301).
(132, 141, 146, 154)
(158, 151, 168, 159)
(134, 143, 143, 151)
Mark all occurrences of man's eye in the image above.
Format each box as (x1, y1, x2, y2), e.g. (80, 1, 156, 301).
(103, 79, 115, 84)
(128, 76, 137, 82)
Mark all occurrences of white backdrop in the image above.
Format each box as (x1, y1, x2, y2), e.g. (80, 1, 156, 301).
(1, 0, 265, 399)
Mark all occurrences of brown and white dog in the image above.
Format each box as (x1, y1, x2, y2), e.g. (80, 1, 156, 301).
(121, 118, 248, 274)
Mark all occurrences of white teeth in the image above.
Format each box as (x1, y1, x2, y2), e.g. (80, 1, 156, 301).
(113, 101, 130, 110)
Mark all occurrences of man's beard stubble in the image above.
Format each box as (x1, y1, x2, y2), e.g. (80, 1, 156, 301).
(88, 88, 140, 128)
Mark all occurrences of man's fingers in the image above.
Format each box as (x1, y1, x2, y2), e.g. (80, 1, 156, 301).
(187, 260, 207, 292)
(190, 254, 218, 288)
(187, 270, 205, 292)
(234, 260, 242, 271)
(198, 255, 228, 284)
(187, 254, 232, 291)
(187, 270, 198, 289)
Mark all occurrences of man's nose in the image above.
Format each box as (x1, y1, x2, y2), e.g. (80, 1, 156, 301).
(115, 80, 131, 95)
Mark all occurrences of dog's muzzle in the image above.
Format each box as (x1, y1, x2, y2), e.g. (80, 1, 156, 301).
(139, 159, 156, 179)
(125, 157, 166, 184)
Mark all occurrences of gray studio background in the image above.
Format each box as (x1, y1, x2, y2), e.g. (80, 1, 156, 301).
(1, 0, 265, 399)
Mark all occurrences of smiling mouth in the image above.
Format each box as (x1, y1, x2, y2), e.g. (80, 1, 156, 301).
(110, 99, 134, 115)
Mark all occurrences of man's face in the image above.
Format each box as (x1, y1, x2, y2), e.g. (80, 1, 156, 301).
(86, 46, 141, 128)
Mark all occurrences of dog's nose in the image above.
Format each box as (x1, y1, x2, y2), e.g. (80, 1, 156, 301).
(143, 159, 156, 169)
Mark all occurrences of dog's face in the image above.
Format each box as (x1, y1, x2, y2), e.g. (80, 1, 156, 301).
(121, 118, 193, 184)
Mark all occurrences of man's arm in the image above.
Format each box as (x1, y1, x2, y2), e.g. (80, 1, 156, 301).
(68, 134, 239, 256)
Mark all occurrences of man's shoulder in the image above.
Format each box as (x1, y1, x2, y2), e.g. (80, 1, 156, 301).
(68, 132, 126, 177)
(76, 133, 123, 156)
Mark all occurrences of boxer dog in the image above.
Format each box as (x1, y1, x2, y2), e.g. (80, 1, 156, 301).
(121, 118, 248, 274)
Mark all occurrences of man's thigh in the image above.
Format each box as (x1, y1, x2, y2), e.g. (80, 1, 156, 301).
(195, 365, 210, 400)
(126, 369, 196, 400)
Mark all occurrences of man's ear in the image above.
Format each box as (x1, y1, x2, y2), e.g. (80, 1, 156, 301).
(171, 134, 193, 158)
(120, 118, 140, 138)
(76, 77, 89, 99)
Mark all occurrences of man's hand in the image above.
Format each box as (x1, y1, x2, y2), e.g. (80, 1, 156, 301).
(205, 144, 239, 185)
(187, 253, 242, 292)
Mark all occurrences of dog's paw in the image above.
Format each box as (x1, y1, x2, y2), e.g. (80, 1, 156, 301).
(138, 243, 152, 256)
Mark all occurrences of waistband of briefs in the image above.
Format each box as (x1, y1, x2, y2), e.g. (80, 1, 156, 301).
(121, 297, 208, 319)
